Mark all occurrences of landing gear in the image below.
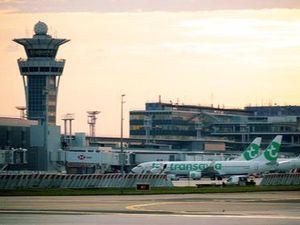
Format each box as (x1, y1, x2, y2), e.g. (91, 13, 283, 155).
(210, 176, 223, 180)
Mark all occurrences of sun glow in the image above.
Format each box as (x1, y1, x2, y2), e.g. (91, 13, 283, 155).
(1, 9, 300, 136)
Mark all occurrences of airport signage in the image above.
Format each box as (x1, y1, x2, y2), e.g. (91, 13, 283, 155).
(78, 154, 86, 160)
(66, 151, 100, 164)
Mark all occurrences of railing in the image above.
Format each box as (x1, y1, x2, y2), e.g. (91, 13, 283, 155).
(260, 173, 300, 186)
(0, 173, 173, 189)
(17, 58, 65, 63)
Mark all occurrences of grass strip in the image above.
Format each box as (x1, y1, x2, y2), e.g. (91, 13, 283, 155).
(0, 185, 300, 196)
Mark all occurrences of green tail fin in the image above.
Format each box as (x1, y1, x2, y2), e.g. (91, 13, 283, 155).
(241, 137, 261, 160)
(254, 135, 282, 163)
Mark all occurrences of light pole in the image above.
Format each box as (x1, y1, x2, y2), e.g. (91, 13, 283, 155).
(120, 94, 126, 176)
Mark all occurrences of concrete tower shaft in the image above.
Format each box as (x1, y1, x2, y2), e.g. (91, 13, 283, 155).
(13, 21, 70, 124)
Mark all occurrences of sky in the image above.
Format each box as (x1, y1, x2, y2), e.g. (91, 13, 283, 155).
(0, 1, 300, 137)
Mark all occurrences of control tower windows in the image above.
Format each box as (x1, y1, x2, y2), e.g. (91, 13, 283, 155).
(27, 49, 57, 58)
(40, 67, 50, 72)
(21, 67, 29, 72)
(20, 67, 63, 74)
(51, 67, 58, 72)
(29, 67, 38, 72)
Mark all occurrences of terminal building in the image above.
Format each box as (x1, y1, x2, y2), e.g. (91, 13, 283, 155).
(130, 102, 300, 155)
(0, 117, 35, 170)
(211, 106, 300, 153)
(130, 102, 251, 140)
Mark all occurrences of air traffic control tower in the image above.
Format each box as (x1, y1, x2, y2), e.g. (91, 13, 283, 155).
(14, 21, 69, 124)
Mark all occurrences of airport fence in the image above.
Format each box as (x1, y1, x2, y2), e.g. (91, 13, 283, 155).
(0, 173, 173, 189)
(260, 173, 300, 186)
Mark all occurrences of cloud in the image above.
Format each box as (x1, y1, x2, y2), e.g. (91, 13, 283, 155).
(0, 0, 24, 3)
(1, 0, 300, 13)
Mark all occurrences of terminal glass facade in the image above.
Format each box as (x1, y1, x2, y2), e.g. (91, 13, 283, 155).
(130, 103, 300, 154)
(130, 103, 251, 140)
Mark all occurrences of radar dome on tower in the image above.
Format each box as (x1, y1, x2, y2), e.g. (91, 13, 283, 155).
(34, 21, 48, 35)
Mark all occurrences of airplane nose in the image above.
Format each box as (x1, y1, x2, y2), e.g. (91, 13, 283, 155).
(131, 167, 138, 173)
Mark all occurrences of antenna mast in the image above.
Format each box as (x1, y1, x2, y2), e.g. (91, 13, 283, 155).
(87, 111, 101, 138)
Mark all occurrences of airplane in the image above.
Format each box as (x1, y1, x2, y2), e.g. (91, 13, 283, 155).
(131, 158, 212, 178)
(224, 136, 300, 174)
(234, 136, 299, 173)
(212, 135, 282, 177)
(272, 156, 300, 172)
(131, 137, 262, 176)
(236, 137, 299, 173)
(131, 136, 282, 180)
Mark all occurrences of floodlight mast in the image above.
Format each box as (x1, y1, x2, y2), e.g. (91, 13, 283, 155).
(87, 111, 101, 139)
(120, 94, 126, 176)
(62, 113, 74, 144)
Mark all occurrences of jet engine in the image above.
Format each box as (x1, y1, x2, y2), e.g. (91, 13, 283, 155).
(189, 171, 202, 180)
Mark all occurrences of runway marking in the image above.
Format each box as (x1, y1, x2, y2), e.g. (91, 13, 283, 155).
(1, 210, 300, 220)
(126, 200, 300, 211)
(176, 214, 300, 220)
(126, 202, 170, 211)
(125, 201, 300, 220)
(125, 210, 300, 220)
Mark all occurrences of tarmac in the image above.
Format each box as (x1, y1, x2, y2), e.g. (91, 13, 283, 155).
(171, 177, 262, 186)
(1, 191, 300, 225)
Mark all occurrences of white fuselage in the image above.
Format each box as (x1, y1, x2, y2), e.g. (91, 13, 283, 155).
(132, 161, 212, 175)
(213, 160, 257, 176)
(131, 160, 276, 177)
(275, 158, 300, 172)
(213, 160, 278, 175)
